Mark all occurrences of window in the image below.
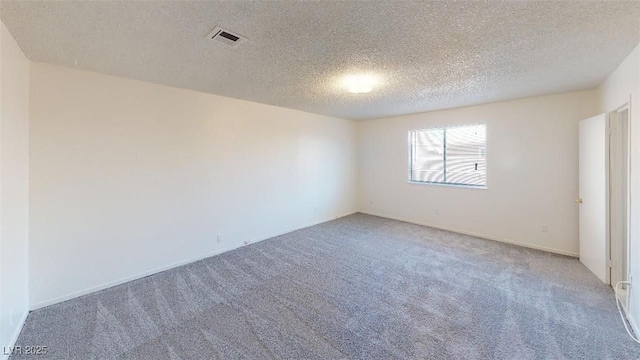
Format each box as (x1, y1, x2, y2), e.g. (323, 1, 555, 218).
(409, 124, 486, 187)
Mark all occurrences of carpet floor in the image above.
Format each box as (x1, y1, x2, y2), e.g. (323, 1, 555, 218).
(11, 213, 640, 359)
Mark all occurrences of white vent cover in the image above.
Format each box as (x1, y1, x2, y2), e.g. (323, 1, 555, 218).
(207, 26, 247, 48)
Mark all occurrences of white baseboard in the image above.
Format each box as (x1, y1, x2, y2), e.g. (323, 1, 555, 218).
(31, 211, 357, 310)
(358, 211, 579, 258)
(2, 310, 29, 360)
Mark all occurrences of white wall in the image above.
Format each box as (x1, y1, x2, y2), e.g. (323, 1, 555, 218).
(597, 43, 640, 332)
(357, 90, 598, 257)
(0, 21, 30, 352)
(28, 63, 357, 308)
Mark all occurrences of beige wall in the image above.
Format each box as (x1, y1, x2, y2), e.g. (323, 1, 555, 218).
(0, 21, 30, 351)
(597, 43, 640, 333)
(28, 63, 357, 308)
(357, 90, 598, 256)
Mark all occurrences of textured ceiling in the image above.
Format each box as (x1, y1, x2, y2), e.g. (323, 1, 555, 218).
(1, 1, 639, 120)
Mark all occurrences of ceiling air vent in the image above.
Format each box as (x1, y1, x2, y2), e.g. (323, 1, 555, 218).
(207, 26, 247, 48)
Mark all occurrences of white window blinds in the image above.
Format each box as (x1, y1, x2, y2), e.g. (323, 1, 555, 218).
(409, 124, 486, 187)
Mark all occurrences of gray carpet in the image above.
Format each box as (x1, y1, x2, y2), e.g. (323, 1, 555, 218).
(11, 213, 640, 359)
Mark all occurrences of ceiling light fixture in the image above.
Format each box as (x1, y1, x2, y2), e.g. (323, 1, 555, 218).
(341, 74, 378, 94)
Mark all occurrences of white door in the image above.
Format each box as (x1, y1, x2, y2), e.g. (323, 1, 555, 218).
(579, 113, 608, 283)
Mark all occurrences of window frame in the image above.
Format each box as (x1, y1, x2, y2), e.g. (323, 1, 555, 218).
(407, 123, 488, 189)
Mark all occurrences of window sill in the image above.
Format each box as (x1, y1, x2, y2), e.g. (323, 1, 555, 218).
(407, 181, 487, 190)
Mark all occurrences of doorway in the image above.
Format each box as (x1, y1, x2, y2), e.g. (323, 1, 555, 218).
(609, 105, 630, 310)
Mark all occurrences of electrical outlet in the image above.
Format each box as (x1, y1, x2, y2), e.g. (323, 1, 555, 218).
(216, 235, 222, 243)
(541, 225, 548, 233)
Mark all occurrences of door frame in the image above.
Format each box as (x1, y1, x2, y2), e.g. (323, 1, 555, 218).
(605, 112, 611, 285)
(608, 104, 630, 286)
(607, 98, 632, 301)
